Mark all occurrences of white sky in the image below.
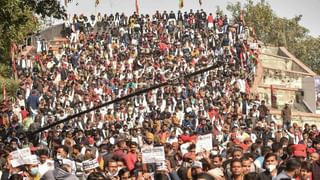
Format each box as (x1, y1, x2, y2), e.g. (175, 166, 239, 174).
(60, 0, 320, 37)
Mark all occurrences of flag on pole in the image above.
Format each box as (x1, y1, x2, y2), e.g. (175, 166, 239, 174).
(2, 85, 7, 102)
(199, 0, 203, 6)
(135, 0, 139, 14)
(179, 0, 184, 9)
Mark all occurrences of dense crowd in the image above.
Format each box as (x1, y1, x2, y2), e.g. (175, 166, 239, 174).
(0, 9, 320, 180)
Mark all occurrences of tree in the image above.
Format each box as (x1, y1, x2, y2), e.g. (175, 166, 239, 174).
(0, 0, 66, 98)
(227, 0, 320, 74)
(0, 0, 66, 63)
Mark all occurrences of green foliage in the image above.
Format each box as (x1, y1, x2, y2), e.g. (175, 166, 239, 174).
(23, 0, 67, 19)
(227, 0, 320, 74)
(0, 64, 13, 78)
(0, 76, 20, 101)
(0, 0, 66, 71)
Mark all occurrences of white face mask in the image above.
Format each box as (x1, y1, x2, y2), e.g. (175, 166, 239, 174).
(211, 150, 219, 156)
(56, 155, 62, 159)
(266, 164, 277, 172)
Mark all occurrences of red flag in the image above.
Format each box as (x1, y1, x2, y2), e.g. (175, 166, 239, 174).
(10, 43, 17, 56)
(3, 85, 7, 102)
(199, 0, 203, 6)
(135, 0, 139, 14)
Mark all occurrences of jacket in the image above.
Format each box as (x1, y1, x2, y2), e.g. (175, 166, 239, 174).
(40, 167, 79, 180)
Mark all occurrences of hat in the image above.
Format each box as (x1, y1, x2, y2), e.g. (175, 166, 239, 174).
(292, 144, 307, 158)
(233, 139, 241, 145)
(192, 161, 203, 169)
(145, 132, 154, 140)
(307, 148, 316, 154)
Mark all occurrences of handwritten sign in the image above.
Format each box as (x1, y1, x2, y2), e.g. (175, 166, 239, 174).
(141, 146, 165, 164)
(196, 134, 213, 153)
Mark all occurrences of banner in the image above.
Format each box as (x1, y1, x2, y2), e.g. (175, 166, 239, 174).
(141, 146, 165, 163)
(135, 0, 139, 14)
(179, 0, 184, 9)
(196, 134, 213, 153)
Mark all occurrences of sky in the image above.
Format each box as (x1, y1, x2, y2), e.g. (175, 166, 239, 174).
(59, 0, 320, 37)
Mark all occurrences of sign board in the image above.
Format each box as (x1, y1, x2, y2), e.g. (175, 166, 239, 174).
(196, 134, 213, 153)
(141, 146, 165, 164)
(82, 159, 99, 171)
(10, 148, 39, 167)
(180, 143, 190, 155)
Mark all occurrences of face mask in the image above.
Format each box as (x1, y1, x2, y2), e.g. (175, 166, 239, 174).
(56, 155, 62, 159)
(211, 150, 219, 156)
(30, 167, 39, 175)
(107, 169, 119, 177)
(266, 164, 277, 172)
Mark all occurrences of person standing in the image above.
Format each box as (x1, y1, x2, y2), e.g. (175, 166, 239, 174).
(281, 103, 292, 130)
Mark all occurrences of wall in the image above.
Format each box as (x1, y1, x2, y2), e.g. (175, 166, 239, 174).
(302, 77, 316, 113)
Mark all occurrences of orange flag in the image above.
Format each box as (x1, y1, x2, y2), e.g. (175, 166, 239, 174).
(135, 0, 139, 14)
(179, 0, 184, 9)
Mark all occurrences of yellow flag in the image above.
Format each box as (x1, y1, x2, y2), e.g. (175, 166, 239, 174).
(179, 0, 184, 9)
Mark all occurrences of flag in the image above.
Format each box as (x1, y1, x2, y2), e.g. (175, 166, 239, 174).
(95, 0, 99, 7)
(179, 0, 184, 9)
(271, 85, 277, 108)
(199, 0, 203, 6)
(135, 0, 139, 14)
(10, 43, 17, 76)
(10, 43, 17, 56)
(2, 85, 7, 102)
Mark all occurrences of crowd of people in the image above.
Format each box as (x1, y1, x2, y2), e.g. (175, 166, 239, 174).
(0, 9, 320, 180)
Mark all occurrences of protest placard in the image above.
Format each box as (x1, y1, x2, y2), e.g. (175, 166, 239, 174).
(180, 143, 190, 155)
(82, 159, 99, 171)
(10, 148, 33, 167)
(141, 146, 165, 164)
(196, 134, 213, 153)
